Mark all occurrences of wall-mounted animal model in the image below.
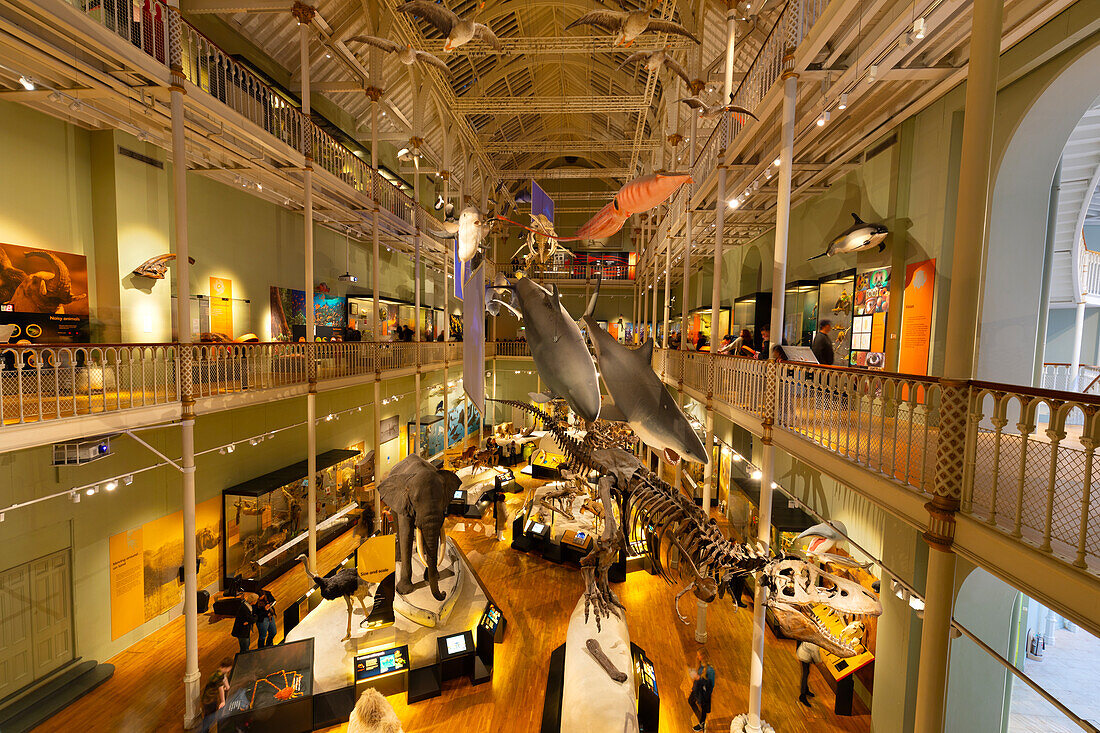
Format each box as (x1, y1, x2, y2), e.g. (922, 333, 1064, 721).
(397, 1, 501, 52)
(429, 206, 492, 263)
(487, 276, 602, 422)
(7, 252, 85, 313)
(0, 247, 27, 303)
(376, 455, 461, 602)
(346, 35, 449, 72)
(566, 3, 701, 46)
(809, 214, 889, 259)
(582, 279, 707, 464)
(132, 254, 195, 279)
(296, 554, 374, 641)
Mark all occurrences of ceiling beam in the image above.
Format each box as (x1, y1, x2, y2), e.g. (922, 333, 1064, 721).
(483, 140, 659, 153)
(497, 168, 631, 180)
(453, 96, 648, 114)
(180, 0, 289, 13)
(416, 36, 697, 56)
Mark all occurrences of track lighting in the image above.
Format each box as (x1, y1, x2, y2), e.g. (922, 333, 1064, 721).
(249, 438, 258, 446)
(86, 487, 97, 496)
(71, 492, 81, 503)
(867, 65, 878, 84)
(48, 91, 61, 103)
(227, 444, 235, 453)
(104, 480, 118, 492)
(773, 157, 781, 167)
(913, 17, 926, 39)
(838, 93, 848, 110)
(817, 113, 825, 127)
(750, 469, 762, 480)
(123, 475, 134, 485)
(69, 100, 82, 111)
(728, 198, 739, 209)
(19, 75, 34, 91)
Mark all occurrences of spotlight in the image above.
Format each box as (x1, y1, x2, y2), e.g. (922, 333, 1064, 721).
(69, 100, 82, 111)
(838, 93, 848, 110)
(71, 492, 81, 503)
(104, 480, 118, 492)
(123, 475, 134, 486)
(249, 438, 258, 446)
(257, 183, 262, 191)
(0, 512, 4, 522)
(227, 444, 235, 453)
(86, 487, 96, 496)
(816, 114, 825, 127)
(732, 454, 742, 462)
(19, 76, 34, 91)
(913, 17, 926, 39)
(770, 481, 778, 489)
(48, 91, 61, 103)
(219, 447, 226, 455)
(750, 469, 762, 480)
(824, 109, 831, 122)
(727, 198, 740, 209)
(773, 157, 781, 167)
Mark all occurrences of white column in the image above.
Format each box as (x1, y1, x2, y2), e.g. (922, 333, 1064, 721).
(746, 64, 797, 733)
(167, 7, 200, 724)
(369, 86, 385, 490)
(414, 153, 422, 455)
(1070, 301, 1085, 389)
(662, 228, 671, 348)
(299, 21, 319, 566)
(723, 0, 738, 147)
(442, 170, 451, 452)
(710, 168, 725, 359)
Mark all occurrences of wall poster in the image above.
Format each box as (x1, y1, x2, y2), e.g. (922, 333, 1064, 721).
(269, 286, 347, 341)
(849, 267, 890, 370)
(0, 243, 90, 343)
(108, 495, 222, 639)
(899, 259, 936, 375)
(209, 277, 233, 336)
(380, 415, 400, 444)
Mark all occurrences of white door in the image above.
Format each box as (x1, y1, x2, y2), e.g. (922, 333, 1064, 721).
(0, 564, 35, 699)
(30, 551, 73, 680)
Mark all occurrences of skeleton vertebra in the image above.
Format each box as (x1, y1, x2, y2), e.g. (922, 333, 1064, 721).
(491, 398, 882, 656)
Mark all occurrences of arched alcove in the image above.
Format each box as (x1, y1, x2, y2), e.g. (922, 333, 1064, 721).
(981, 39, 1100, 385)
(739, 245, 763, 296)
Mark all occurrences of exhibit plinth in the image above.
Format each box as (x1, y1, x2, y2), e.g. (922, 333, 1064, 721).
(560, 595, 638, 733)
(222, 639, 314, 733)
(392, 537, 465, 628)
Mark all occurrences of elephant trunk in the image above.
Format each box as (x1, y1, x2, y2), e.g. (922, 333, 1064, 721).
(422, 524, 446, 602)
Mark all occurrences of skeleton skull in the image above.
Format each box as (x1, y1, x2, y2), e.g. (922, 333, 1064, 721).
(763, 557, 881, 657)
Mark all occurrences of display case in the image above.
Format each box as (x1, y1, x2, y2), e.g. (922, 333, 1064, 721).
(732, 292, 772, 350)
(784, 281, 820, 346)
(221, 638, 314, 733)
(818, 270, 855, 366)
(408, 414, 443, 458)
(631, 643, 660, 732)
(223, 448, 361, 585)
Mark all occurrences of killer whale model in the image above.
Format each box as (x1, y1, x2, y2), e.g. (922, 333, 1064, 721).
(809, 213, 889, 260)
(581, 278, 707, 464)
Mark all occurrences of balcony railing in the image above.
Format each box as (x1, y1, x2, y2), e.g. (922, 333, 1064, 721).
(1042, 362, 1100, 395)
(0, 341, 460, 429)
(1083, 249, 1100, 298)
(661, 348, 1100, 575)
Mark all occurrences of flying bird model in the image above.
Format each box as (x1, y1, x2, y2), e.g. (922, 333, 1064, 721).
(680, 95, 759, 121)
(809, 213, 889, 259)
(346, 35, 450, 72)
(397, 1, 502, 52)
(618, 47, 692, 86)
(429, 205, 492, 262)
(566, 4, 701, 46)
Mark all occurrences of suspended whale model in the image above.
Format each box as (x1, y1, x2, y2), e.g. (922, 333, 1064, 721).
(809, 214, 889, 259)
(488, 276, 601, 422)
(581, 278, 707, 464)
(430, 206, 491, 263)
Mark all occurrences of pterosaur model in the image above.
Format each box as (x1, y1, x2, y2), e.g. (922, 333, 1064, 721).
(618, 48, 692, 87)
(809, 213, 889, 259)
(346, 35, 450, 72)
(488, 276, 601, 422)
(429, 205, 491, 262)
(679, 95, 759, 121)
(581, 281, 707, 464)
(397, 1, 502, 52)
(566, 4, 701, 46)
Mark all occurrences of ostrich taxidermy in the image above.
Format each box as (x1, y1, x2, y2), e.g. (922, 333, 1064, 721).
(132, 254, 195, 279)
(296, 554, 374, 640)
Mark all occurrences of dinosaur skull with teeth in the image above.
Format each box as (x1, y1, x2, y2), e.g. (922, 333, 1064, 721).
(762, 558, 882, 657)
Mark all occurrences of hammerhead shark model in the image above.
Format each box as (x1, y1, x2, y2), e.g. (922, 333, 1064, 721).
(581, 278, 708, 464)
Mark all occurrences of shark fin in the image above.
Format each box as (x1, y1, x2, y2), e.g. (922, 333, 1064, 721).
(637, 338, 654, 364)
(851, 213, 865, 226)
(599, 398, 628, 423)
(583, 274, 602, 319)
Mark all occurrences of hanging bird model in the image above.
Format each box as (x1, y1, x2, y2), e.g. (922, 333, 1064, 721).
(346, 35, 450, 72)
(679, 94, 759, 121)
(618, 47, 692, 86)
(397, 1, 502, 52)
(566, 3, 701, 46)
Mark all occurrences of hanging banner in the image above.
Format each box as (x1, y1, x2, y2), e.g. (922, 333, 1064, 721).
(209, 277, 233, 337)
(899, 259, 936, 375)
(532, 180, 554, 222)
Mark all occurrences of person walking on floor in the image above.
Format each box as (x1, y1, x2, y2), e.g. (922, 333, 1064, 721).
(255, 588, 277, 648)
(811, 319, 835, 365)
(688, 647, 716, 731)
(200, 657, 234, 733)
(231, 595, 255, 653)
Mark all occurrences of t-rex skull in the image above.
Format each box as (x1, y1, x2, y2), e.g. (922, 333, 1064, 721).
(762, 557, 881, 657)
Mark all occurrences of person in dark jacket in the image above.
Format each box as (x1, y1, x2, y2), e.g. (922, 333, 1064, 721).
(811, 319, 835, 365)
(757, 325, 771, 361)
(688, 648, 716, 731)
(255, 589, 277, 648)
(231, 596, 255, 653)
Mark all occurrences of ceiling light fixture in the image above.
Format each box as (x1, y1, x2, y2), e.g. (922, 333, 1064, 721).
(773, 156, 781, 167)
(867, 65, 878, 84)
(913, 17, 926, 39)
(750, 469, 762, 480)
(838, 93, 848, 110)
(728, 198, 740, 209)
(19, 75, 34, 91)
(817, 113, 825, 127)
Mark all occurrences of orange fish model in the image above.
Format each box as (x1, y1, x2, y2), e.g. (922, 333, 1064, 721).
(574, 170, 692, 240)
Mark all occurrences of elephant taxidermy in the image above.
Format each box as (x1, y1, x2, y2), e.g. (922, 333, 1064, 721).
(132, 254, 195, 280)
(376, 455, 461, 602)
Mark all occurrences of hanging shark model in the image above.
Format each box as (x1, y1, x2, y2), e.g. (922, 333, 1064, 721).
(488, 276, 602, 422)
(809, 213, 889, 259)
(581, 279, 707, 464)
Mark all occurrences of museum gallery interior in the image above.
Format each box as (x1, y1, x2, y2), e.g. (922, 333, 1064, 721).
(1, 0, 1100, 731)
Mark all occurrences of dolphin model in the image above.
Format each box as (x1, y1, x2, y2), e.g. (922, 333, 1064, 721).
(489, 276, 602, 422)
(581, 279, 707, 464)
(808, 213, 889, 260)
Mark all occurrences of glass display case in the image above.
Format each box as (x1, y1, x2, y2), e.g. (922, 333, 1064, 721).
(221, 638, 314, 733)
(223, 448, 361, 585)
(732, 293, 771, 352)
(408, 414, 443, 458)
(784, 281, 820, 346)
(818, 271, 856, 366)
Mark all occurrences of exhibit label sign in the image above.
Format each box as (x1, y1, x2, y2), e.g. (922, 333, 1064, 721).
(209, 277, 233, 336)
(0, 242, 90, 343)
(108, 528, 144, 640)
(899, 259, 936, 375)
(356, 533, 396, 585)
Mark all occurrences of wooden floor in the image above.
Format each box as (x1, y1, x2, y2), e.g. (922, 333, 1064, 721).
(33, 467, 872, 733)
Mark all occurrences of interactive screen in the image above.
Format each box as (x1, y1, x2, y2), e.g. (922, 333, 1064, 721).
(445, 634, 468, 655)
(530, 522, 546, 535)
(481, 604, 502, 631)
(453, 490, 464, 500)
(354, 645, 409, 681)
(575, 531, 586, 542)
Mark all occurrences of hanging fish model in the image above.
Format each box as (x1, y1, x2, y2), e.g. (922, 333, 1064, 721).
(809, 214, 889, 259)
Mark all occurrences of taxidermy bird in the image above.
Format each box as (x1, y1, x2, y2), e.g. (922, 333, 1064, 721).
(397, 1, 502, 52)
(618, 47, 692, 86)
(296, 554, 374, 641)
(566, 3, 701, 46)
(679, 94, 759, 121)
(346, 35, 450, 72)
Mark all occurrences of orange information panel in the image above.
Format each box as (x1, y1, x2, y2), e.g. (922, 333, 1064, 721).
(109, 528, 144, 640)
(899, 259, 935, 375)
(209, 276, 233, 336)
